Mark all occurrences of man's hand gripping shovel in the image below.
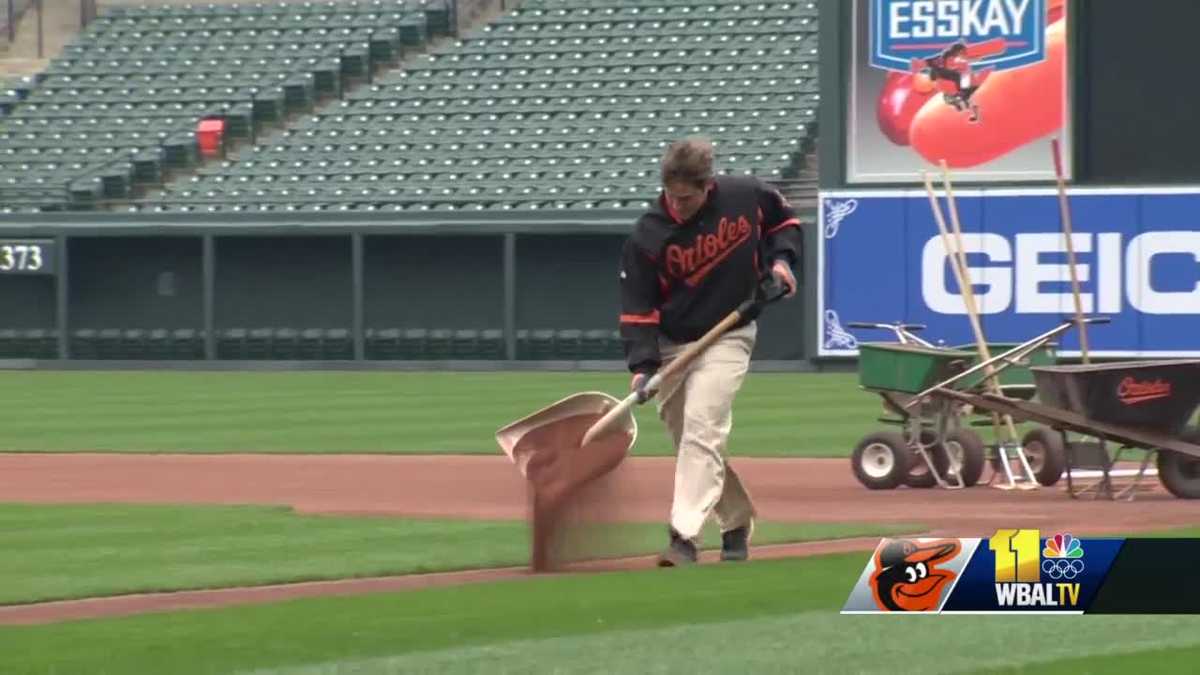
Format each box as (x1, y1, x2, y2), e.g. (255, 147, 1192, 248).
(581, 276, 790, 446)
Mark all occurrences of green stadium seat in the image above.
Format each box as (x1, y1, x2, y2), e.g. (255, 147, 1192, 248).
(426, 328, 453, 359)
(554, 328, 583, 359)
(70, 328, 100, 359)
(217, 327, 247, 359)
(122, 328, 150, 358)
(480, 328, 505, 359)
(12, 327, 55, 358)
(0, 329, 20, 358)
(7, 0, 817, 214)
(364, 327, 394, 359)
(399, 327, 429, 358)
(323, 328, 354, 359)
(272, 327, 301, 359)
(581, 328, 620, 359)
(171, 328, 205, 359)
(299, 328, 325, 359)
(450, 328, 481, 359)
(94, 328, 125, 359)
(247, 328, 274, 359)
(517, 329, 556, 360)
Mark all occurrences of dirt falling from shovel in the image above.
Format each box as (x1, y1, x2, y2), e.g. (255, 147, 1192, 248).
(515, 412, 635, 572)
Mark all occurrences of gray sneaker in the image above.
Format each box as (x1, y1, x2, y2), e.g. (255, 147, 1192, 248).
(657, 529, 698, 567)
(721, 524, 753, 562)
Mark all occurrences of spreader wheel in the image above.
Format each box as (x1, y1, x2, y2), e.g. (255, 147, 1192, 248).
(1020, 427, 1066, 487)
(903, 430, 939, 489)
(941, 428, 986, 488)
(1157, 427, 1200, 499)
(852, 431, 911, 490)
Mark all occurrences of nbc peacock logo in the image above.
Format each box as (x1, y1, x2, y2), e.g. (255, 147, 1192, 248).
(1041, 533, 1085, 581)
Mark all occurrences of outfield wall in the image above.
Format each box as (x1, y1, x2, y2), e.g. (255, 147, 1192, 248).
(0, 212, 816, 364)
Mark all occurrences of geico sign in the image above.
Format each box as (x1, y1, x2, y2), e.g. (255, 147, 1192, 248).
(922, 232, 1200, 314)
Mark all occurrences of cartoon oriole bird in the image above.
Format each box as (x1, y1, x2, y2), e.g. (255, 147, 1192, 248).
(870, 539, 961, 611)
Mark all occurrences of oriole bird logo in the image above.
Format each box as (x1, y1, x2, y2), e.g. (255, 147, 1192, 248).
(870, 539, 961, 612)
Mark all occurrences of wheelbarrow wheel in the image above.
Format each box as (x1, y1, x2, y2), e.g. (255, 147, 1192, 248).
(852, 431, 910, 490)
(941, 429, 986, 488)
(1157, 427, 1200, 499)
(1019, 427, 1066, 487)
(903, 430, 939, 489)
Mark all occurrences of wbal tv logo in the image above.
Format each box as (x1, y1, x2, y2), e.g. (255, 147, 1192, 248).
(990, 529, 1083, 608)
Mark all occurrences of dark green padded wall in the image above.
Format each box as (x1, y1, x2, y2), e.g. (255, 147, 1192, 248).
(515, 234, 625, 331)
(215, 236, 351, 328)
(0, 277, 55, 328)
(68, 237, 202, 328)
(364, 235, 504, 329)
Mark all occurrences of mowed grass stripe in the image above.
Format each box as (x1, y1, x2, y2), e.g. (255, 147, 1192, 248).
(0, 371, 877, 455)
(245, 612, 1200, 675)
(7, 552, 1200, 675)
(978, 643, 1200, 675)
(0, 556, 860, 675)
(0, 503, 920, 604)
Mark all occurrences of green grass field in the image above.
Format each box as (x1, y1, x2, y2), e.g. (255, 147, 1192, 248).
(0, 371, 877, 456)
(6, 552, 1200, 675)
(5, 370, 1200, 674)
(0, 502, 923, 605)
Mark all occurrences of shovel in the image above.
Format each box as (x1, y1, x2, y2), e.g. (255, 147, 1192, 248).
(496, 276, 789, 470)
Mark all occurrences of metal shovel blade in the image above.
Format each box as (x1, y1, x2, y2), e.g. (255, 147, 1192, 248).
(496, 391, 639, 479)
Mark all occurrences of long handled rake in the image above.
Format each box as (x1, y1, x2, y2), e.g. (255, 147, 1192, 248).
(922, 162, 1036, 490)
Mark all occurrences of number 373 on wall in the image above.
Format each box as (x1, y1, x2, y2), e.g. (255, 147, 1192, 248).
(0, 240, 55, 275)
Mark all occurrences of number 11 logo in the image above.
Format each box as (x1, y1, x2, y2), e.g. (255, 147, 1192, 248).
(989, 529, 1040, 583)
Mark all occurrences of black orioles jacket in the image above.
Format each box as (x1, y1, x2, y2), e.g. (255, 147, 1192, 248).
(619, 175, 804, 374)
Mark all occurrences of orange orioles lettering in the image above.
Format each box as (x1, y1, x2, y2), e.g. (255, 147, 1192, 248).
(664, 216, 752, 286)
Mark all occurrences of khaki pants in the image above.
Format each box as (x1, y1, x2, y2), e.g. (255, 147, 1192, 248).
(654, 321, 757, 542)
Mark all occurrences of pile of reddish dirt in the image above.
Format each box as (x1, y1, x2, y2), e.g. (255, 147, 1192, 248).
(518, 413, 634, 572)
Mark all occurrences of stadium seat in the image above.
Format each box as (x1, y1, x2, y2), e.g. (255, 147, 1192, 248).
(70, 329, 100, 359)
(426, 328, 453, 359)
(246, 328, 274, 359)
(581, 328, 621, 359)
(399, 327, 429, 359)
(0, 329, 19, 358)
(554, 328, 583, 360)
(517, 329, 556, 360)
(450, 328, 481, 359)
(298, 328, 325, 359)
(89, 328, 123, 359)
(217, 328, 247, 359)
(480, 328, 506, 359)
(121, 328, 149, 358)
(365, 327, 400, 359)
(323, 328, 354, 359)
(171, 328, 205, 359)
(0, 328, 57, 359)
(106, 0, 820, 214)
(272, 327, 301, 359)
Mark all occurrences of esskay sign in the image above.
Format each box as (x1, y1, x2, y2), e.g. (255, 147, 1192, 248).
(818, 187, 1200, 357)
(871, 0, 1048, 72)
